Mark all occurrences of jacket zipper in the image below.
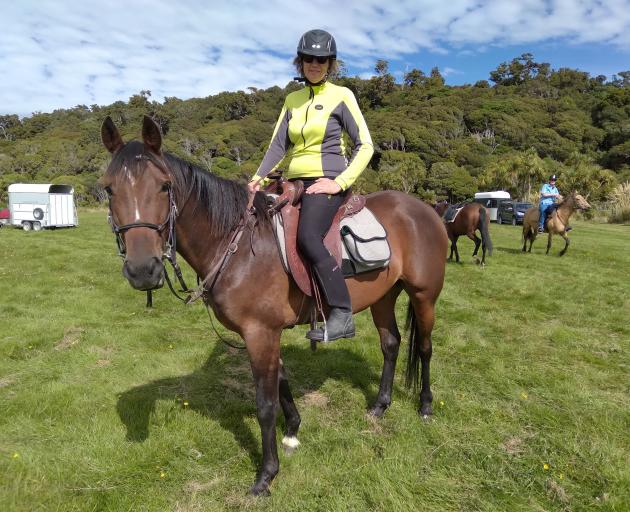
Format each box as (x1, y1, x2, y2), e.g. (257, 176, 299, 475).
(300, 86, 315, 147)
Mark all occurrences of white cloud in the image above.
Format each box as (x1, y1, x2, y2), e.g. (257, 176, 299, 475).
(1, 0, 629, 115)
(442, 67, 462, 77)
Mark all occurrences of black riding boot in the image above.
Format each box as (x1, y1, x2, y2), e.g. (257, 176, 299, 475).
(306, 257, 355, 342)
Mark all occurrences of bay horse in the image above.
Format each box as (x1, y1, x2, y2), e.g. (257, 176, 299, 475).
(434, 201, 493, 265)
(521, 192, 591, 256)
(101, 116, 448, 495)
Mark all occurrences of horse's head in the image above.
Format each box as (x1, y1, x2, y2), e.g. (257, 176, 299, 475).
(101, 115, 173, 291)
(433, 200, 449, 217)
(570, 191, 592, 211)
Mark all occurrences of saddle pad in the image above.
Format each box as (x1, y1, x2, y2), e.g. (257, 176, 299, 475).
(340, 208, 391, 275)
(272, 207, 390, 278)
(444, 206, 464, 223)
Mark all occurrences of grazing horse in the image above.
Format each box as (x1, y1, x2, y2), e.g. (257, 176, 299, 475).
(434, 201, 493, 265)
(101, 116, 448, 495)
(521, 192, 591, 256)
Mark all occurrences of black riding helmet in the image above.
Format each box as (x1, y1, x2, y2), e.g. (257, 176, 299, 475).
(297, 29, 337, 59)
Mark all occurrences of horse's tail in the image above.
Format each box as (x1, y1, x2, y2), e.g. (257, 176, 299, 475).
(479, 206, 493, 256)
(404, 301, 420, 391)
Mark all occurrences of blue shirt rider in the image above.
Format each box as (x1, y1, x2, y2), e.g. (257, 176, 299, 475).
(538, 174, 560, 233)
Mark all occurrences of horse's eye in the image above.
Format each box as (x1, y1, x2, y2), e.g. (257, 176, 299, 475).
(104, 186, 113, 196)
(161, 183, 171, 192)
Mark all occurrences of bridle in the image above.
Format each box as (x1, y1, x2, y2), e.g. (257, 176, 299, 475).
(106, 153, 257, 308)
(107, 154, 190, 302)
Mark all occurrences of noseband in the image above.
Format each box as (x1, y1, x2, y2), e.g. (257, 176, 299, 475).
(108, 186, 177, 260)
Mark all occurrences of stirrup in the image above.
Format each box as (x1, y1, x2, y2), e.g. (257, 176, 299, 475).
(305, 308, 355, 343)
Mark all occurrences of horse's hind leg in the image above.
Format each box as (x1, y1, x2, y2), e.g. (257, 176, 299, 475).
(407, 290, 436, 417)
(369, 286, 403, 417)
(528, 232, 535, 253)
(470, 232, 484, 265)
(470, 233, 481, 257)
(452, 237, 461, 262)
(278, 360, 301, 453)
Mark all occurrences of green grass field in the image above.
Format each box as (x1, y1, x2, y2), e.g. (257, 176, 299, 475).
(1, 210, 628, 511)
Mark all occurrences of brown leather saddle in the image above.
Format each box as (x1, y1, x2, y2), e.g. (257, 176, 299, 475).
(266, 179, 365, 297)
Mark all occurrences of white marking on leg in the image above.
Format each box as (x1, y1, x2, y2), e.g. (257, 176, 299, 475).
(282, 436, 300, 449)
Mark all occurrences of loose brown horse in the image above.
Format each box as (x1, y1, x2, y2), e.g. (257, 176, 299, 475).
(101, 116, 448, 495)
(521, 192, 591, 256)
(434, 201, 493, 265)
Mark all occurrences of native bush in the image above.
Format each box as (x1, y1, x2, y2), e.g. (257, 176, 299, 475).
(608, 181, 630, 223)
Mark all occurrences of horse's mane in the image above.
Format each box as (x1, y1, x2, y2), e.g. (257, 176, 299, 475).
(105, 141, 269, 238)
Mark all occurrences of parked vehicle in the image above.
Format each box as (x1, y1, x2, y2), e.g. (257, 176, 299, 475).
(7, 184, 78, 231)
(473, 191, 511, 222)
(0, 208, 9, 227)
(497, 200, 533, 225)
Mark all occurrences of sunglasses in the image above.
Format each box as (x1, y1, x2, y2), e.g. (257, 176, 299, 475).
(302, 55, 329, 64)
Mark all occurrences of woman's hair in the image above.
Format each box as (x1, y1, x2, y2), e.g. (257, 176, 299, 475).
(293, 55, 339, 79)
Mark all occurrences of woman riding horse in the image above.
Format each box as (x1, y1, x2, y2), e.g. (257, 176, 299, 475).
(101, 115, 447, 495)
(249, 29, 373, 342)
(522, 192, 591, 256)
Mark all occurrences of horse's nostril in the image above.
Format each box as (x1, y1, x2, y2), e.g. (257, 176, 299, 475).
(148, 257, 163, 278)
(122, 260, 136, 278)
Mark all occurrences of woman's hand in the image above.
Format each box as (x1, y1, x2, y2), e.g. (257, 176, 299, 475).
(247, 179, 261, 194)
(305, 178, 342, 195)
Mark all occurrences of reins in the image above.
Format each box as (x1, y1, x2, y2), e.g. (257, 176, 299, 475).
(184, 178, 261, 305)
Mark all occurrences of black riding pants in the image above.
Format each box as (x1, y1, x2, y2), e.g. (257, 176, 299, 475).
(296, 180, 351, 310)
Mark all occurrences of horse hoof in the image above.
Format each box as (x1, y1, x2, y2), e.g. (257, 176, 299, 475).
(249, 483, 271, 497)
(282, 436, 300, 455)
(367, 404, 388, 418)
(420, 404, 433, 418)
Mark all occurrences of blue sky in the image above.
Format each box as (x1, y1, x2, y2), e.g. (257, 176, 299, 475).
(2, 0, 629, 117)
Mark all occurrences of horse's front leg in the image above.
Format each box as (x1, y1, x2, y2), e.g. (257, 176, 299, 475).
(278, 359, 301, 454)
(559, 233, 570, 256)
(545, 233, 553, 255)
(245, 328, 281, 496)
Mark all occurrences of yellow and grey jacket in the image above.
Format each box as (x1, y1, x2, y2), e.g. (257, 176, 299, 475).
(254, 81, 373, 191)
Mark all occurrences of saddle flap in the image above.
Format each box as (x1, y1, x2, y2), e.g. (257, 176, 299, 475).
(271, 193, 391, 293)
(274, 192, 367, 297)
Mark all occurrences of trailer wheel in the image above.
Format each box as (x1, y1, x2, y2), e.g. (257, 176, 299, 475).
(33, 208, 44, 220)
(32, 221, 43, 231)
(22, 221, 33, 231)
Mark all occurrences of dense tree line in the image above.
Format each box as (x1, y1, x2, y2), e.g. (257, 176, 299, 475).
(0, 54, 628, 207)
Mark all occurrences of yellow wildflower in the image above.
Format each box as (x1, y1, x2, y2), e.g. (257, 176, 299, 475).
(543, 463, 549, 470)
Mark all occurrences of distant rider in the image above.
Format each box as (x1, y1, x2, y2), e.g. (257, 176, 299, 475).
(538, 174, 560, 233)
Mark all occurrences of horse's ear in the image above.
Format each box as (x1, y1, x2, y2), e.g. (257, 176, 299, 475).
(142, 115, 162, 154)
(101, 116, 124, 154)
